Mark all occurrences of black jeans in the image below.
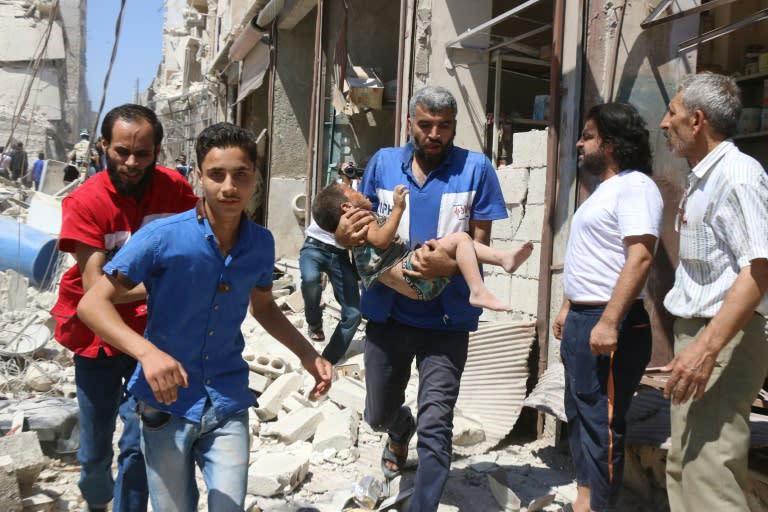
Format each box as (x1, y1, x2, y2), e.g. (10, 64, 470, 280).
(364, 318, 468, 512)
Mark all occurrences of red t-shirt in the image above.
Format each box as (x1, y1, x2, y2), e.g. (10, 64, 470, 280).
(51, 166, 198, 358)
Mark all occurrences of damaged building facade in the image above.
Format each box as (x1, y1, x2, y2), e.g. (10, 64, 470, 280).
(2, 0, 767, 509)
(0, 0, 89, 160)
(146, 0, 768, 505)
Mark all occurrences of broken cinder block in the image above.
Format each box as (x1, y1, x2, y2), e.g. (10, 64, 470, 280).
(254, 372, 303, 421)
(0, 455, 22, 512)
(247, 442, 311, 497)
(0, 431, 44, 489)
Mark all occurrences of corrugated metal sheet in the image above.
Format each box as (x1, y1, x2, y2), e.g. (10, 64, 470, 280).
(522, 361, 566, 421)
(455, 320, 536, 455)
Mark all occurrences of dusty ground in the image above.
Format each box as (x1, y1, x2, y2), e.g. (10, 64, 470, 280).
(2, 267, 662, 512)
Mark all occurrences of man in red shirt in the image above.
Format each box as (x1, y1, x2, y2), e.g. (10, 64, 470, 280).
(51, 104, 197, 512)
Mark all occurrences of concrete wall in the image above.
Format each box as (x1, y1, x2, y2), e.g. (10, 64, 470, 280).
(267, 10, 317, 257)
(0, 0, 87, 163)
(416, 0, 492, 153)
(482, 129, 548, 323)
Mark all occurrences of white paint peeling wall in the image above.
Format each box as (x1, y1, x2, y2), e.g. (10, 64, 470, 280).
(483, 129, 548, 323)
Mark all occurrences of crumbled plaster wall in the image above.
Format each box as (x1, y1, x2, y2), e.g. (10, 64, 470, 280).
(412, 2, 431, 82)
(482, 129, 548, 323)
(0, 0, 86, 160)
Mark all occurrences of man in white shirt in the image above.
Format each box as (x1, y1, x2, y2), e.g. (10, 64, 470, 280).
(660, 72, 768, 511)
(299, 218, 361, 365)
(552, 102, 662, 512)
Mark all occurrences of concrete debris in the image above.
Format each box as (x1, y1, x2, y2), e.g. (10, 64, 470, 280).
(247, 442, 312, 497)
(0, 203, 666, 510)
(0, 455, 22, 512)
(0, 431, 45, 489)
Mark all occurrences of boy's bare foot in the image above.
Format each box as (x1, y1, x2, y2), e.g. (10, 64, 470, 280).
(501, 240, 534, 273)
(469, 289, 513, 312)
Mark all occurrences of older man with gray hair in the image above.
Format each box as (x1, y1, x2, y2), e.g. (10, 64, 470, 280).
(660, 72, 768, 511)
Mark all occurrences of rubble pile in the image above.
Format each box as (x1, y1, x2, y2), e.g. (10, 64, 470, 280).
(0, 182, 660, 511)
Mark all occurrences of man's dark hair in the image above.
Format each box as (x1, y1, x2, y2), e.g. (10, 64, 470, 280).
(195, 122, 258, 168)
(38, 152, 44, 159)
(101, 104, 164, 146)
(312, 183, 348, 233)
(586, 102, 653, 175)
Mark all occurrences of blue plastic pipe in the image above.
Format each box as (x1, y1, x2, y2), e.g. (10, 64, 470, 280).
(0, 216, 59, 288)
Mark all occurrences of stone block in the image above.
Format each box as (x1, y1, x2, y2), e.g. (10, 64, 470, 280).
(22, 362, 60, 393)
(452, 414, 485, 447)
(247, 442, 311, 496)
(491, 215, 515, 242)
(527, 166, 547, 205)
(248, 355, 290, 379)
(0, 455, 21, 512)
(19, 493, 53, 512)
(497, 166, 529, 205)
(248, 371, 272, 395)
(254, 372, 303, 421)
(0, 431, 44, 489)
(262, 407, 324, 443)
(281, 391, 313, 413)
(515, 204, 545, 242)
(512, 129, 548, 168)
(328, 376, 366, 415)
(283, 290, 305, 313)
(508, 276, 540, 317)
(313, 408, 359, 452)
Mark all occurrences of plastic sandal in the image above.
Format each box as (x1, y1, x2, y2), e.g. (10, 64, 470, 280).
(381, 414, 416, 480)
(308, 324, 325, 341)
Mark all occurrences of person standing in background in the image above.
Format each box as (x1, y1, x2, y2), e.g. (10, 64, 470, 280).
(552, 102, 662, 512)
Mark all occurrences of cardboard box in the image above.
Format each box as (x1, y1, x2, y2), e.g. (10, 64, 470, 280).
(345, 66, 384, 111)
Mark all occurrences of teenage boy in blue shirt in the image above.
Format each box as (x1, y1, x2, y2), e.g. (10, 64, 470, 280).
(77, 122, 333, 512)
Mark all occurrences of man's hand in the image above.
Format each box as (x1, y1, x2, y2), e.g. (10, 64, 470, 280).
(589, 319, 618, 355)
(335, 208, 374, 248)
(402, 239, 456, 280)
(139, 347, 189, 405)
(300, 354, 333, 398)
(552, 302, 569, 340)
(662, 341, 716, 404)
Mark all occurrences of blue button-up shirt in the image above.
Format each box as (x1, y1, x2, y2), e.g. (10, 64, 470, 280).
(358, 142, 507, 331)
(103, 202, 274, 422)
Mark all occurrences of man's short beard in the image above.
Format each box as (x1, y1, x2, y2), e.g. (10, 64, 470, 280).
(411, 135, 454, 166)
(578, 149, 607, 177)
(107, 159, 155, 198)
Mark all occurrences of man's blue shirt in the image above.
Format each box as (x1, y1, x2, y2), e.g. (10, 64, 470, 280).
(103, 204, 275, 422)
(359, 142, 507, 331)
(32, 159, 44, 182)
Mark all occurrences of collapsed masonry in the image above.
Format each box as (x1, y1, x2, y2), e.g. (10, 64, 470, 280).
(0, 180, 548, 510)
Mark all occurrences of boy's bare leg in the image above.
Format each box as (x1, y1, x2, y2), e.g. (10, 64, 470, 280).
(438, 232, 512, 311)
(473, 239, 534, 273)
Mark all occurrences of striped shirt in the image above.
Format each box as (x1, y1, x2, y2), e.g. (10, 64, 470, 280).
(664, 140, 768, 318)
